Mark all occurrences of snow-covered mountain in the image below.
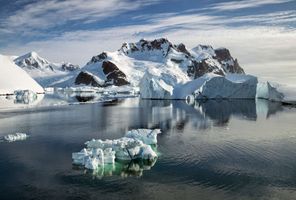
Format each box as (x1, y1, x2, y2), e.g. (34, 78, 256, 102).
(76, 38, 244, 88)
(0, 54, 44, 94)
(13, 51, 80, 87)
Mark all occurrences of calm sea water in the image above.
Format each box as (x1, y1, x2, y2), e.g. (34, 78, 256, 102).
(0, 95, 296, 200)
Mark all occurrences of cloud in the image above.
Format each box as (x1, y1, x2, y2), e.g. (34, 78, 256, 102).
(225, 10, 296, 24)
(0, 0, 161, 36)
(209, 0, 293, 11)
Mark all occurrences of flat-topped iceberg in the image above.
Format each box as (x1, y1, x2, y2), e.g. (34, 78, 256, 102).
(4, 133, 28, 142)
(194, 74, 258, 99)
(72, 129, 160, 170)
(140, 71, 296, 104)
(140, 72, 258, 100)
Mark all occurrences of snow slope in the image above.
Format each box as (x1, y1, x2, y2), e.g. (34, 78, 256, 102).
(0, 54, 44, 94)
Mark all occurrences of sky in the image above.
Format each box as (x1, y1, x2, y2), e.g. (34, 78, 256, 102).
(0, 0, 295, 84)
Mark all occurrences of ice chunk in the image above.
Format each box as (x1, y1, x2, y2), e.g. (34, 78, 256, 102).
(4, 133, 28, 142)
(256, 81, 284, 102)
(125, 129, 161, 145)
(73, 129, 160, 171)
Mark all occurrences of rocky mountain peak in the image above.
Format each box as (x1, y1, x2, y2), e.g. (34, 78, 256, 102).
(88, 52, 108, 65)
(14, 51, 79, 73)
(61, 62, 80, 71)
(120, 38, 173, 57)
(14, 51, 52, 70)
(214, 48, 245, 74)
(77, 38, 246, 88)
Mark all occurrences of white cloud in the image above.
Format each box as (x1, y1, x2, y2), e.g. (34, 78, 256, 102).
(225, 10, 296, 24)
(209, 0, 293, 11)
(0, 0, 161, 34)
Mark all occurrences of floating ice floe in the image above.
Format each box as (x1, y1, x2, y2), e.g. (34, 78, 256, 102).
(72, 129, 160, 170)
(4, 133, 28, 142)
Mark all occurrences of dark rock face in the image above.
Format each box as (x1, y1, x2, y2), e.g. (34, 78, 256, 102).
(140, 38, 172, 51)
(88, 52, 108, 64)
(188, 60, 225, 78)
(187, 47, 245, 78)
(215, 48, 232, 61)
(174, 43, 191, 56)
(120, 38, 174, 57)
(62, 63, 79, 71)
(171, 58, 183, 64)
(120, 38, 194, 60)
(102, 61, 129, 86)
(214, 48, 245, 74)
(75, 71, 101, 87)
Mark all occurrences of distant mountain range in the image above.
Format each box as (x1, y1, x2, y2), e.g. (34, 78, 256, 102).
(0, 38, 245, 94)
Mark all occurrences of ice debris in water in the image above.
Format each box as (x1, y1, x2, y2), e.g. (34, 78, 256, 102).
(72, 129, 160, 170)
(4, 133, 28, 142)
(14, 90, 38, 104)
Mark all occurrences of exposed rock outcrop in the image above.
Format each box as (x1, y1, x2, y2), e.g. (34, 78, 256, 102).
(102, 61, 130, 86)
(75, 71, 102, 87)
(214, 48, 245, 74)
(61, 63, 80, 71)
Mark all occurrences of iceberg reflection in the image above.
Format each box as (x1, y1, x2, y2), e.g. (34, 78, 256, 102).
(72, 159, 157, 178)
(139, 98, 284, 131)
(0, 93, 44, 109)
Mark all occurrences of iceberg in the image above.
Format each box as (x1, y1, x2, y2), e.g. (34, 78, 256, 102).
(256, 81, 284, 102)
(72, 129, 160, 171)
(140, 72, 258, 100)
(4, 133, 28, 142)
(139, 69, 174, 99)
(85, 137, 157, 161)
(194, 74, 258, 99)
